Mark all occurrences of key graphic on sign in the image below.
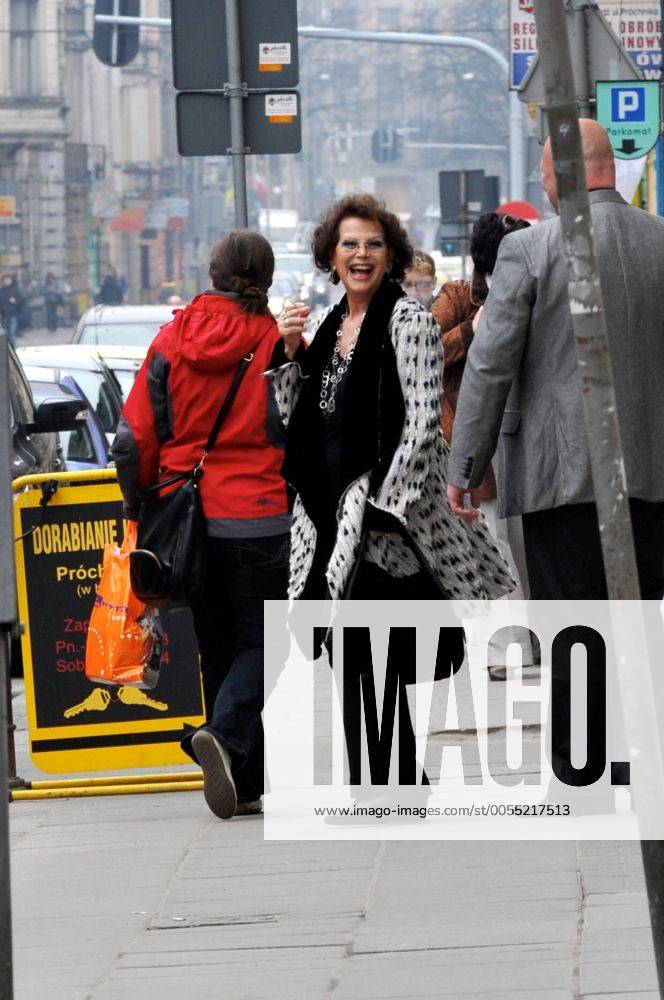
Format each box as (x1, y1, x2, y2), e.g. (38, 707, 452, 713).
(118, 686, 169, 712)
(64, 688, 112, 718)
(612, 87, 645, 123)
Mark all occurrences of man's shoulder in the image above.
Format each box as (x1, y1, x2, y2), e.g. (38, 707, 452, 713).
(599, 198, 664, 232)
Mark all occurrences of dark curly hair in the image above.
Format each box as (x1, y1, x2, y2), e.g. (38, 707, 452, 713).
(470, 212, 530, 277)
(311, 194, 413, 284)
(209, 229, 274, 314)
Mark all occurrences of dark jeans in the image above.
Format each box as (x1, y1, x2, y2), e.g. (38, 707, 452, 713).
(522, 500, 664, 787)
(182, 533, 289, 802)
(45, 300, 58, 332)
(4, 314, 18, 346)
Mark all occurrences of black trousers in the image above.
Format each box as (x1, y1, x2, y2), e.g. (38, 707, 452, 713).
(522, 499, 664, 601)
(182, 533, 290, 802)
(522, 500, 664, 786)
(337, 559, 464, 787)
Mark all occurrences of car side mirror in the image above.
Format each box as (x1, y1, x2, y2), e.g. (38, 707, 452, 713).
(27, 397, 89, 434)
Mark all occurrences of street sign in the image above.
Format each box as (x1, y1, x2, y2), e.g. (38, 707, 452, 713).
(498, 199, 540, 222)
(13, 477, 204, 774)
(509, 0, 538, 91)
(171, 0, 299, 90)
(518, 4, 641, 105)
(596, 80, 661, 158)
(511, 0, 661, 90)
(439, 170, 487, 223)
(371, 127, 402, 164)
(93, 0, 141, 67)
(176, 91, 302, 156)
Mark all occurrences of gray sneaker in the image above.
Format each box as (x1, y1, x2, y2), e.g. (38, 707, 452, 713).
(235, 798, 263, 816)
(191, 730, 237, 820)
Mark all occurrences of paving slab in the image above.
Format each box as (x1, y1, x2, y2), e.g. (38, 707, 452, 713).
(7, 680, 662, 1000)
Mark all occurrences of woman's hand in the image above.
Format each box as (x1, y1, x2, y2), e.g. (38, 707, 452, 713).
(278, 300, 310, 359)
(471, 305, 484, 333)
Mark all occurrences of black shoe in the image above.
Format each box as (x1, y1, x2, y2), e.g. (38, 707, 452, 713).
(191, 730, 237, 820)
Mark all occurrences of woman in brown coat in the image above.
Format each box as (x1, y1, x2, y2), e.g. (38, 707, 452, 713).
(432, 212, 534, 679)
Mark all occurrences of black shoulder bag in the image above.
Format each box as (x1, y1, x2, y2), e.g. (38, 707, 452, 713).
(129, 354, 253, 608)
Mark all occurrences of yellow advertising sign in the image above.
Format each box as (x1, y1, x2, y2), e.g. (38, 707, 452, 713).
(13, 475, 204, 774)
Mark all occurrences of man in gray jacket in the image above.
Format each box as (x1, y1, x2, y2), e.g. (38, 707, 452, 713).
(447, 119, 664, 604)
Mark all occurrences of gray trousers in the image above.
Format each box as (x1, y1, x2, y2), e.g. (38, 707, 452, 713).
(481, 499, 535, 667)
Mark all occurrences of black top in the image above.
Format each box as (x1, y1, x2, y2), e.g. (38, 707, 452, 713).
(322, 358, 350, 505)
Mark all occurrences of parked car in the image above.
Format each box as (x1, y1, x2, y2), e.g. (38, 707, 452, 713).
(275, 253, 331, 310)
(93, 345, 147, 401)
(17, 345, 123, 443)
(7, 344, 89, 679)
(72, 304, 175, 347)
(8, 342, 74, 480)
(268, 271, 302, 318)
(22, 365, 110, 472)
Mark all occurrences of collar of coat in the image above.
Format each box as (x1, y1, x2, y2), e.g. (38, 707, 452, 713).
(282, 276, 407, 520)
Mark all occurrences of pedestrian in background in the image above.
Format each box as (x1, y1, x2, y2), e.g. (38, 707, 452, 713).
(433, 212, 533, 681)
(42, 272, 64, 332)
(272, 194, 513, 788)
(0, 274, 23, 346)
(113, 230, 290, 820)
(96, 266, 124, 306)
(447, 120, 664, 793)
(402, 250, 437, 309)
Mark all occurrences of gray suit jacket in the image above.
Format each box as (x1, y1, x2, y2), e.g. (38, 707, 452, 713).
(449, 189, 664, 517)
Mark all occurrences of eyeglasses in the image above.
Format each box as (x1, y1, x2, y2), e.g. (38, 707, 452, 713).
(403, 279, 435, 291)
(337, 238, 387, 254)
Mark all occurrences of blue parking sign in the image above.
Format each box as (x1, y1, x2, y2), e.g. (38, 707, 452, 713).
(611, 86, 646, 123)
(597, 81, 661, 159)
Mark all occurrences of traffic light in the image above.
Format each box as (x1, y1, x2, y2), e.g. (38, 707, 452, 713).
(371, 127, 402, 164)
(93, 0, 140, 67)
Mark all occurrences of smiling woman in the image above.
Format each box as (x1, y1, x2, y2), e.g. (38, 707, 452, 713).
(265, 193, 514, 786)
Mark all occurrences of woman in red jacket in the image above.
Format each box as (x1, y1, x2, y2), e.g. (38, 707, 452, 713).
(112, 230, 289, 820)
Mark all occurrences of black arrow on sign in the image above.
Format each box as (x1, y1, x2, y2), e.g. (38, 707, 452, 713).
(617, 139, 642, 156)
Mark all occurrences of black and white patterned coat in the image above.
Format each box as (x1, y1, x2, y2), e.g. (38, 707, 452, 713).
(266, 291, 515, 601)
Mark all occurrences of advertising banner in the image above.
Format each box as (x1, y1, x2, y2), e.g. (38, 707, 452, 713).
(510, 0, 662, 88)
(13, 479, 204, 774)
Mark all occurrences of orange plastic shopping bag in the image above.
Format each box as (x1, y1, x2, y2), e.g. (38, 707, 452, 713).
(85, 521, 162, 689)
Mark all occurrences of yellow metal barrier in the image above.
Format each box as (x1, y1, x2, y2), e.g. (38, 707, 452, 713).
(11, 780, 204, 801)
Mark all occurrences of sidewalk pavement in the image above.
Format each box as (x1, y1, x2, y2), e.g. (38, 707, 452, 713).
(14, 327, 74, 349)
(8, 670, 661, 1000)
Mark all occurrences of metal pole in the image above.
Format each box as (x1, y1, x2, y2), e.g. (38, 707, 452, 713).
(225, 0, 248, 228)
(534, 0, 664, 990)
(460, 171, 468, 282)
(95, 14, 527, 203)
(0, 331, 15, 1000)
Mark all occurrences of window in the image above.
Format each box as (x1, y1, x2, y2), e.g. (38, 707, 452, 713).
(10, 0, 38, 97)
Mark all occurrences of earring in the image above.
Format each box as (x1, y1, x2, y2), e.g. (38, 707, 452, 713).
(329, 266, 337, 283)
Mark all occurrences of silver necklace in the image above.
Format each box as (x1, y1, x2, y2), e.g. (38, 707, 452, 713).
(319, 310, 364, 417)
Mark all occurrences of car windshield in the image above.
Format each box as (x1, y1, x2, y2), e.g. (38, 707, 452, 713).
(68, 369, 120, 435)
(109, 367, 138, 401)
(77, 322, 162, 347)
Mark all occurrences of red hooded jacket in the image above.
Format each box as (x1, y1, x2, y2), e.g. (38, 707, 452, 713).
(112, 292, 289, 525)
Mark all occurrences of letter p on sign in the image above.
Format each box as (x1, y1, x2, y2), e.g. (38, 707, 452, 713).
(612, 86, 646, 122)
